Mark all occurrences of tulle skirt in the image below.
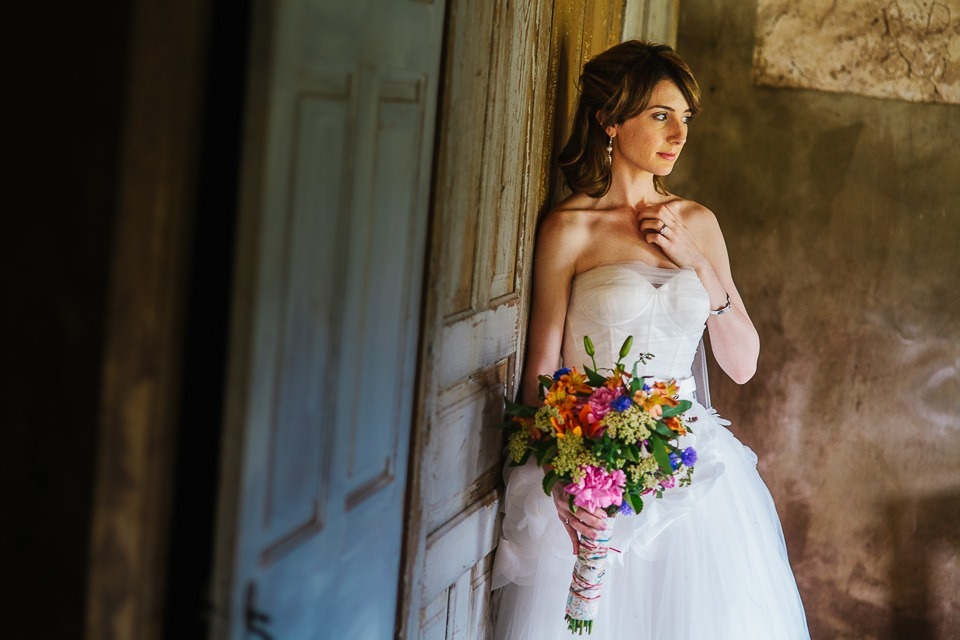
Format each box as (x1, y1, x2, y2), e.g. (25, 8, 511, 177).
(490, 401, 809, 639)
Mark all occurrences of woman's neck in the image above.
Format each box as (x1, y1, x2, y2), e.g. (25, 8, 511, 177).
(601, 166, 664, 209)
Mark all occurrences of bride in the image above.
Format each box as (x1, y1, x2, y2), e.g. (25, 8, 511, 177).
(491, 41, 810, 639)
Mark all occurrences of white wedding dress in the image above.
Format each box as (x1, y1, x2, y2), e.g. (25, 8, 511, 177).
(491, 262, 809, 639)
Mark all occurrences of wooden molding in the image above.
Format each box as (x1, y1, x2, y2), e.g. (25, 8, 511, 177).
(622, 0, 680, 46)
(85, 2, 213, 638)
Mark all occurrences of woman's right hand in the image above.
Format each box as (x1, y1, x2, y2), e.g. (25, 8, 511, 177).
(552, 482, 608, 555)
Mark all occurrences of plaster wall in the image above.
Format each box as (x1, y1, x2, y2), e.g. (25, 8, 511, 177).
(671, 2, 960, 638)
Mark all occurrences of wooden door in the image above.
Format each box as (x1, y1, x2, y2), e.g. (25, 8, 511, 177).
(212, 1, 445, 638)
(399, 1, 624, 637)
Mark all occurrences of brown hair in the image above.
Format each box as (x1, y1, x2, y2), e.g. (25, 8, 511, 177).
(558, 40, 701, 198)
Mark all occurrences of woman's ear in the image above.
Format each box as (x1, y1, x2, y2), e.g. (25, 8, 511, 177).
(596, 111, 617, 138)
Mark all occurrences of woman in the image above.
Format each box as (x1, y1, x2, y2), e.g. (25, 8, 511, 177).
(491, 41, 809, 639)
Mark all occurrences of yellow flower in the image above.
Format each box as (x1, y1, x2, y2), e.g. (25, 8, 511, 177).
(507, 430, 529, 463)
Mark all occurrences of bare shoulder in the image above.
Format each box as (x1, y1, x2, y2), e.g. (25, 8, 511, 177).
(536, 195, 599, 265)
(667, 197, 723, 244)
(667, 197, 718, 227)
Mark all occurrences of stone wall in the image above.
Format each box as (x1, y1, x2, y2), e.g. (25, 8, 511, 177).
(671, 1, 960, 638)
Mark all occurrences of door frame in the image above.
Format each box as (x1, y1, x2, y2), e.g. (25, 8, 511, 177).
(85, 2, 214, 639)
(208, 0, 277, 637)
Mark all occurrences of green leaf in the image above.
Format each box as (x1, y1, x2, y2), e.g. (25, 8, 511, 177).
(504, 397, 537, 417)
(623, 442, 640, 462)
(627, 491, 644, 515)
(584, 366, 606, 386)
(538, 374, 555, 389)
(540, 442, 557, 466)
(661, 399, 692, 418)
(652, 437, 672, 473)
(653, 422, 673, 438)
(630, 361, 641, 393)
(542, 470, 559, 496)
(534, 440, 557, 466)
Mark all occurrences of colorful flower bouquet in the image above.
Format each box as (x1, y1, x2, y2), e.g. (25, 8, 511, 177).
(501, 336, 697, 635)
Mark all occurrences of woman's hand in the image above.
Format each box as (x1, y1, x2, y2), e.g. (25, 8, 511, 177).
(552, 482, 607, 555)
(640, 200, 761, 383)
(636, 202, 707, 270)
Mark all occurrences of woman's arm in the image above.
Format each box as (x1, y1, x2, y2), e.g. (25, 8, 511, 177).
(520, 209, 608, 553)
(520, 210, 581, 404)
(692, 214, 759, 384)
(638, 202, 760, 383)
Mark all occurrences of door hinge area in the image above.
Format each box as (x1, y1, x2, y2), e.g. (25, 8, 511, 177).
(244, 582, 276, 640)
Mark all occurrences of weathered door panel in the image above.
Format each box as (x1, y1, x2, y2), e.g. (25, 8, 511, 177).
(213, 1, 444, 638)
(401, 0, 624, 637)
(399, 2, 554, 636)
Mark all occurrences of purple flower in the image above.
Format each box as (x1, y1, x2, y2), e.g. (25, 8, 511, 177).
(681, 447, 698, 467)
(669, 452, 680, 470)
(610, 395, 633, 412)
(553, 367, 572, 380)
(619, 501, 634, 516)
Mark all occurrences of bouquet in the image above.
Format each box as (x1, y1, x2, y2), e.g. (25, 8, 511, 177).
(502, 335, 697, 635)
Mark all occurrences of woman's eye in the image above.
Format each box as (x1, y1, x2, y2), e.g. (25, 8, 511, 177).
(653, 113, 668, 121)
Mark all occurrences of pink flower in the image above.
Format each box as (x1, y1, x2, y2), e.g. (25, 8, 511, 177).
(587, 387, 621, 420)
(659, 475, 676, 490)
(564, 465, 626, 512)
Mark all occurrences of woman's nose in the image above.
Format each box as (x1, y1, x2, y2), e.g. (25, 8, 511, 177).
(668, 121, 686, 145)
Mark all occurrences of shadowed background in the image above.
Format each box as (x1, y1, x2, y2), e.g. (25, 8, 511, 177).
(671, 1, 960, 638)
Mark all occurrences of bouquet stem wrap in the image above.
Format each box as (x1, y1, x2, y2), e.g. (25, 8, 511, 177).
(565, 517, 616, 635)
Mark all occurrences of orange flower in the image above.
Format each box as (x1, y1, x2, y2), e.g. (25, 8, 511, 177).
(558, 369, 593, 395)
(577, 403, 605, 439)
(513, 415, 540, 440)
(545, 386, 577, 414)
(551, 414, 582, 439)
(664, 416, 687, 436)
(650, 380, 679, 401)
(642, 381, 680, 413)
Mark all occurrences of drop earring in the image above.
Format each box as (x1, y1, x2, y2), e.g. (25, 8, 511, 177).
(607, 136, 614, 165)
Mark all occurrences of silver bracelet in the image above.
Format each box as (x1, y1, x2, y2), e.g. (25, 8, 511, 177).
(710, 294, 732, 316)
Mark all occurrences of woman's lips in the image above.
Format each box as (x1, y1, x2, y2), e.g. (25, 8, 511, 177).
(657, 152, 678, 160)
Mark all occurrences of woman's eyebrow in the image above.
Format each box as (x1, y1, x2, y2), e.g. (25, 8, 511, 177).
(647, 104, 692, 112)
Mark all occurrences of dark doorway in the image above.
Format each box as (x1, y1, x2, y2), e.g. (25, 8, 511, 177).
(163, 1, 251, 638)
(0, 4, 131, 638)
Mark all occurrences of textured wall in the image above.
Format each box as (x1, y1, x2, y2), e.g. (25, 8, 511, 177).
(670, 2, 960, 638)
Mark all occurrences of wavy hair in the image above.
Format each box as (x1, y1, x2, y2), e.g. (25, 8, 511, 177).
(558, 40, 701, 198)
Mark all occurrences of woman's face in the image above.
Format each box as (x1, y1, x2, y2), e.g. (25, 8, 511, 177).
(606, 79, 692, 177)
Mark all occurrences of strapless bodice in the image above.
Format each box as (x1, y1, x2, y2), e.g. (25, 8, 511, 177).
(561, 262, 710, 379)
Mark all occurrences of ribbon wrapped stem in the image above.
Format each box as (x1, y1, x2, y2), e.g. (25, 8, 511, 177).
(564, 517, 616, 635)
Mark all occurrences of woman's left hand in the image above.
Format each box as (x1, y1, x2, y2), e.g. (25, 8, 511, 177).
(636, 202, 706, 270)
